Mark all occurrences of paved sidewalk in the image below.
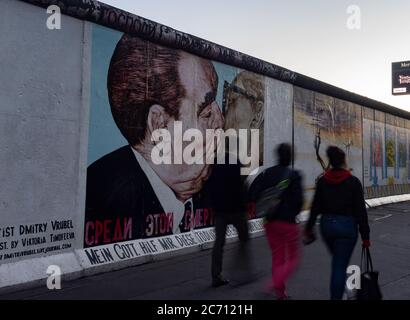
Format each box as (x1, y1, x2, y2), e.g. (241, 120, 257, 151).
(1, 202, 409, 300)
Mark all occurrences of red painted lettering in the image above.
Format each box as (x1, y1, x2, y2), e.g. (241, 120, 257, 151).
(103, 220, 112, 243)
(95, 221, 103, 245)
(113, 218, 123, 242)
(203, 208, 209, 225)
(85, 221, 94, 246)
(167, 213, 173, 233)
(123, 217, 132, 240)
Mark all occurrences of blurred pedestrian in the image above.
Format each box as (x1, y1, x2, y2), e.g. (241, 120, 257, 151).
(208, 151, 249, 287)
(249, 143, 304, 300)
(304, 146, 370, 300)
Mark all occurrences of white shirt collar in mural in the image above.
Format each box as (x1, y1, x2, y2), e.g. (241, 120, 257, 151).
(131, 147, 193, 234)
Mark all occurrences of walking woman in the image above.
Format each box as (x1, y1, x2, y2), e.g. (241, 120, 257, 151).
(304, 146, 371, 300)
(250, 143, 304, 299)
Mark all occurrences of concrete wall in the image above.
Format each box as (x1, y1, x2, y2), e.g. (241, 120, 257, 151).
(0, 0, 409, 292)
(0, 0, 89, 272)
(264, 78, 293, 166)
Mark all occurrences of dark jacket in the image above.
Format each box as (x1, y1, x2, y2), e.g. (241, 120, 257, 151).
(306, 170, 370, 240)
(85, 145, 214, 247)
(207, 154, 246, 216)
(249, 165, 304, 223)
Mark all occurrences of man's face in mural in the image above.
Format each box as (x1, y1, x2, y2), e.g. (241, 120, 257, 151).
(223, 72, 264, 165)
(224, 73, 264, 131)
(224, 91, 263, 130)
(143, 53, 224, 202)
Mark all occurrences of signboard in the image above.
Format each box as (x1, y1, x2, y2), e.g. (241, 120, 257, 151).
(392, 61, 410, 95)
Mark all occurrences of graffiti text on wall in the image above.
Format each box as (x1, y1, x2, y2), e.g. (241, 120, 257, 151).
(0, 220, 75, 261)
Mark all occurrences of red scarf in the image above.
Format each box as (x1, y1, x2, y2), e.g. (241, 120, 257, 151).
(323, 169, 352, 184)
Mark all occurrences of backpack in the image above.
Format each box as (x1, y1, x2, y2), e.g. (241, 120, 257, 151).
(254, 167, 292, 219)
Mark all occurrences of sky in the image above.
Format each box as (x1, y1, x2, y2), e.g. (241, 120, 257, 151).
(101, 0, 410, 112)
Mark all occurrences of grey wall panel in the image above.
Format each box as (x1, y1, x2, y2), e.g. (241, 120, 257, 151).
(0, 0, 86, 262)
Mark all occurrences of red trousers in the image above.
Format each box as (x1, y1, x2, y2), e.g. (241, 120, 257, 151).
(264, 220, 301, 298)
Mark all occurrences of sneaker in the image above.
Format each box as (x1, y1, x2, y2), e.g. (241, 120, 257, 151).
(212, 275, 230, 288)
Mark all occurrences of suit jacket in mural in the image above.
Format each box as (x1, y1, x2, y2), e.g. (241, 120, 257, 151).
(84, 146, 214, 247)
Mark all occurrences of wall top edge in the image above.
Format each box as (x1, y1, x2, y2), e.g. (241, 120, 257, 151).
(19, 0, 410, 120)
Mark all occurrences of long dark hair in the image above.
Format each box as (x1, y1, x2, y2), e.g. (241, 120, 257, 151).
(326, 146, 346, 169)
